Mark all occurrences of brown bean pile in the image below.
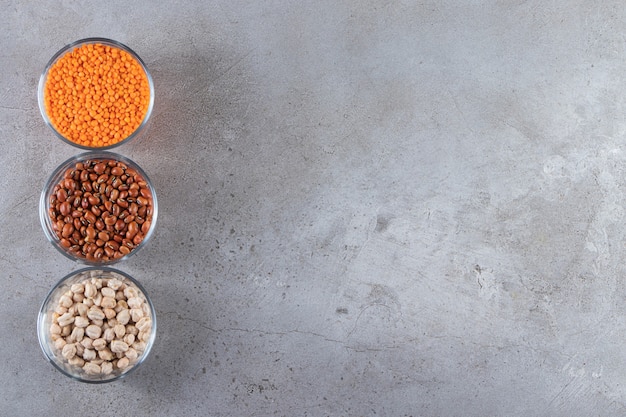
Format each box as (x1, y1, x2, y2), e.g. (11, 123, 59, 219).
(48, 158, 154, 262)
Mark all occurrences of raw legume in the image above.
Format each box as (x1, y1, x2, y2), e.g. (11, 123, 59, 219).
(49, 272, 153, 376)
(48, 158, 154, 262)
(43, 43, 151, 148)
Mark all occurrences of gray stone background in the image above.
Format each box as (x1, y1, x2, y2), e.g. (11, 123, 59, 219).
(2, 1, 626, 416)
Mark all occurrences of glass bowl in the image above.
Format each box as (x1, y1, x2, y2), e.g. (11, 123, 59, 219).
(40, 151, 158, 265)
(37, 38, 154, 150)
(37, 267, 157, 383)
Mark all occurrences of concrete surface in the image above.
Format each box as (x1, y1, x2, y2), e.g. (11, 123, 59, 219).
(2, 0, 626, 416)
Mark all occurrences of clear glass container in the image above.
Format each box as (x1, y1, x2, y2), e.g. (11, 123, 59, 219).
(37, 267, 157, 383)
(39, 151, 158, 265)
(37, 38, 154, 150)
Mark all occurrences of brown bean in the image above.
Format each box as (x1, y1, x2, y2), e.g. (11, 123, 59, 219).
(94, 163, 106, 174)
(111, 166, 124, 176)
(91, 206, 101, 217)
(105, 240, 120, 251)
(85, 226, 96, 241)
(60, 238, 71, 248)
(57, 188, 68, 203)
(115, 219, 126, 231)
(98, 231, 109, 242)
(62, 223, 74, 238)
(141, 220, 151, 235)
(104, 214, 117, 226)
(132, 234, 143, 245)
(110, 189, 119, 202)
(88, 195, 99, 206)
(104, 246, 115, 257)
(127, 222, 139, 239)
(59, 201, 71, 216)
(117, 199, 129, 209)
(84, 211, 96, 224)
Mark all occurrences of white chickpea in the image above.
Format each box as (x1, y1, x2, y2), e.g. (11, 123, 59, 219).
(80, 337, 93, 349)
(57, 312, 74, 327)
(130, 308, 144, 323)
(100, 296, 117, 309)
(92, 338, 107, 351)
(70, 283, 85, 294)
(126, 324, 138, 336)
(103, 328, 115, 342)
(76, 303, 88, 317)
(101, 361, 113, 375)
(82, 348, 96, 361)
(83, 362, 101, 375)
(98, 348, 114, 361)
(100, 287, 116, 298)
(111, 340, 129, 353)
(59, 294, 73, 309)
(61, 343, 76, 360)
(103, 308, 117, 320)
(132, 340, 146, 352)
(123, 287, 138, 299)
(116, 309, 130, 325)
(125, 347, 138, 361)
(123, 333, 135, 346)
(84, 282, 96, 299)
(116, 357, 130, 369)
(114, 299, 128, 312)
(87, 306, 105, 321)
(114, 324, 126, 339)
(50, 323, 62, 335)
(54, 337, 67, 350)
(93, 292, 103, 307)
(74, 316, 89, 328)
(68, 356, 85, 367)
(69, 327, 85, 343)
(85, 324, 102, 339)
(107, 278, 123, 291)
(136, 317, 151, 332)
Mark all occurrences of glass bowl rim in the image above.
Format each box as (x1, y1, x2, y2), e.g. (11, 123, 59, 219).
(37, 37, 155, 151)
(37, 266, 157, 383)
(39, 150, 158, 265)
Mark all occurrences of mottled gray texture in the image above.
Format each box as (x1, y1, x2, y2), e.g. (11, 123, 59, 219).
(3, 0, 626, 416)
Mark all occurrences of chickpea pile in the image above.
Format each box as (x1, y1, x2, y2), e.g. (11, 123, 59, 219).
(50, 272, 153, 376)
(48, 158, 154, 262)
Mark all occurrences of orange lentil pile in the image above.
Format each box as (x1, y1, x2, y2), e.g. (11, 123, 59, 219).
(44, 43, 151, 148)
